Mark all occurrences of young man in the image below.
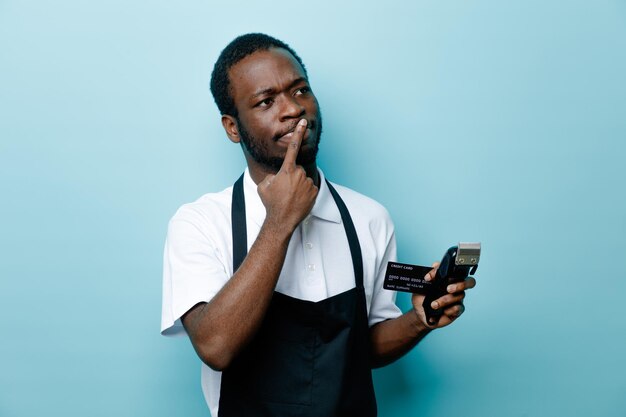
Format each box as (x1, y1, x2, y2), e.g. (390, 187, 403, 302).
(161, 33, 476, 417)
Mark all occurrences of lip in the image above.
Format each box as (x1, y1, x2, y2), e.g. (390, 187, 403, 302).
(276, 126, 313, 145)
(275, 119, 317, 141)
(275, 119, 317, 144)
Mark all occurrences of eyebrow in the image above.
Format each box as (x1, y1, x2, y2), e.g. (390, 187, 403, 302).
(250, 77, 308, 99)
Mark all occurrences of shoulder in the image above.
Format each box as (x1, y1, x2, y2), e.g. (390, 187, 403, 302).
(167, 185, 234, 239)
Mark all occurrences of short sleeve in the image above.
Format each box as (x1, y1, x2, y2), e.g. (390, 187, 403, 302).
(160, 208, 230, 336)
(367, 219, 402, 326)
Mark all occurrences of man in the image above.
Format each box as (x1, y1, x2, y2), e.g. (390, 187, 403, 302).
(161, 33, 476, 416)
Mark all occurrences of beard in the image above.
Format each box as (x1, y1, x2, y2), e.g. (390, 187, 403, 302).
(236, 113, 323, 172)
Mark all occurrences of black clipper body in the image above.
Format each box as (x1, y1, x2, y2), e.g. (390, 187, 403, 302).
(423, 242, 480, 325)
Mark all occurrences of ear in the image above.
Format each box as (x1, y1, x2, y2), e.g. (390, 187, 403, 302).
(221, 115, 240, 144)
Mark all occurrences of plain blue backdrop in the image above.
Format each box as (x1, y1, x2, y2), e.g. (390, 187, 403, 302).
(1, 1, 625, 416)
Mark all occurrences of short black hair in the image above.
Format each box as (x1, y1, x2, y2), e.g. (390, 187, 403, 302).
(210, 33, 307, 117)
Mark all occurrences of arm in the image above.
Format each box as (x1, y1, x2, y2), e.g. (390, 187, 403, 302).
(182, 119, 317, 371)
(370, 264, 477, 368)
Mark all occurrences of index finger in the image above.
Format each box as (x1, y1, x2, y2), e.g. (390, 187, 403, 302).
(281, 119, 307, 169)
(424, 261, 440, 281)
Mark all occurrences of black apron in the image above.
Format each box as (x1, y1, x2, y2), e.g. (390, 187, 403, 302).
(218, 174, 377, 417)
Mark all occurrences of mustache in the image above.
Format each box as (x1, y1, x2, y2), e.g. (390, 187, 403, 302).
(273, 119, 317, 141)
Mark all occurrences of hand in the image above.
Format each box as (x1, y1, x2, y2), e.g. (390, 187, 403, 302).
(257, 119, 319, 231)
(411, 262, 477, 329)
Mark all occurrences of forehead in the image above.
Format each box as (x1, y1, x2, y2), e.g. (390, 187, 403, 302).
(228, 47, 307, 103)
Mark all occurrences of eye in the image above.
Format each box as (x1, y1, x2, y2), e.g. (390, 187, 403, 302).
(254, 97, 274, 108)
(294, 86, 310, 96)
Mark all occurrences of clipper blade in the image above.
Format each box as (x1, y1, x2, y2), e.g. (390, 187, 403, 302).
(455, 242, 481, 266)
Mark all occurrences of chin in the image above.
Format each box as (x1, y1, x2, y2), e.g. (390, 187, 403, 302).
(295, 148, 318, 166)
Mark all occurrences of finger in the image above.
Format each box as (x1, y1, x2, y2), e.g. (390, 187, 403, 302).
(424, 261, 440, 282)
(258, 174, 275, 191)
(443, 303, 465, 319)
(281, 118, 307, 169)
(446, 277, 476, 293)
(431, 292, 465, 310)
(466, 276, 477, 289)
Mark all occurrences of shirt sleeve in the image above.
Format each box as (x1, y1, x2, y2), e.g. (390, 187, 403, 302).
(367, 214, 403, 326)
(160, 206, 230, 336)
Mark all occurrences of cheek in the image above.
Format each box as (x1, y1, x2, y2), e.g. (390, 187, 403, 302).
(240, 113, 275, 138)
(252, 119, 276, 139)
(305, 96, 320, 115)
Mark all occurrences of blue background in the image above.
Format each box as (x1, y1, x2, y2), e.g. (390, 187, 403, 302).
(1, 1, 625, 416)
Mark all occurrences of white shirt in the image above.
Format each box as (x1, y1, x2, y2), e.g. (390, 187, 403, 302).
(161, 168, 401, 416)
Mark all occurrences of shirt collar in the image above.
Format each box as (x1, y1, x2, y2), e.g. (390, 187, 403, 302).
(242, 167, 342, 227)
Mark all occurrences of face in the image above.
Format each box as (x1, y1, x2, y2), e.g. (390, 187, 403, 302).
(225, 47, 322, 172)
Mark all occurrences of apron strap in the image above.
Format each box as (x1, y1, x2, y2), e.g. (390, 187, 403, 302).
(231, 174, 247, 272)
(230, 173, 364, 288)
(325, 180, 365, 289)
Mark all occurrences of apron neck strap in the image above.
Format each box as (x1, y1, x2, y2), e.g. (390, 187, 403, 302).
(231, 174, 247, 273)
(324, 180, 364, 288)
(231, 174, 364, 288)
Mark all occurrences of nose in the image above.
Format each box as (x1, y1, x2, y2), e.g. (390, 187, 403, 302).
(278, 94, 305, 121)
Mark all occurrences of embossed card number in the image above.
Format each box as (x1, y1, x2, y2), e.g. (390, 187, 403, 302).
(383, 262, 434, 294)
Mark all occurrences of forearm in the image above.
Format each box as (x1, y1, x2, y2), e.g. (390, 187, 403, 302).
(183, 220, 293, 370)
(369, 310, 432, 368)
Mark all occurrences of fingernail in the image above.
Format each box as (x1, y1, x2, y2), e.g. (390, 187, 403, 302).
(298, 119, 307, 127)
(447, 285, 455, 293)
(431, 301, 439, 309)
(424, 274, 431, 281)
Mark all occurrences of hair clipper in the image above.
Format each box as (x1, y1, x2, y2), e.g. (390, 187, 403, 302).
(422, 242, 481, 325)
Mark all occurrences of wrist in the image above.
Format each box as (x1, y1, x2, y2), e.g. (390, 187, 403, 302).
(411, 307, 433, 335)
(261, 215, 297, 241)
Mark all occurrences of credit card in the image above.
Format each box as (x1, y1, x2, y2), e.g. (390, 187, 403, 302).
(383, 262, 434, 294)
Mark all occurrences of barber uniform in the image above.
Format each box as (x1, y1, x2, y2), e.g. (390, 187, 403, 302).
(217, 174, 377, 417)
(160, 168, 402, 416)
